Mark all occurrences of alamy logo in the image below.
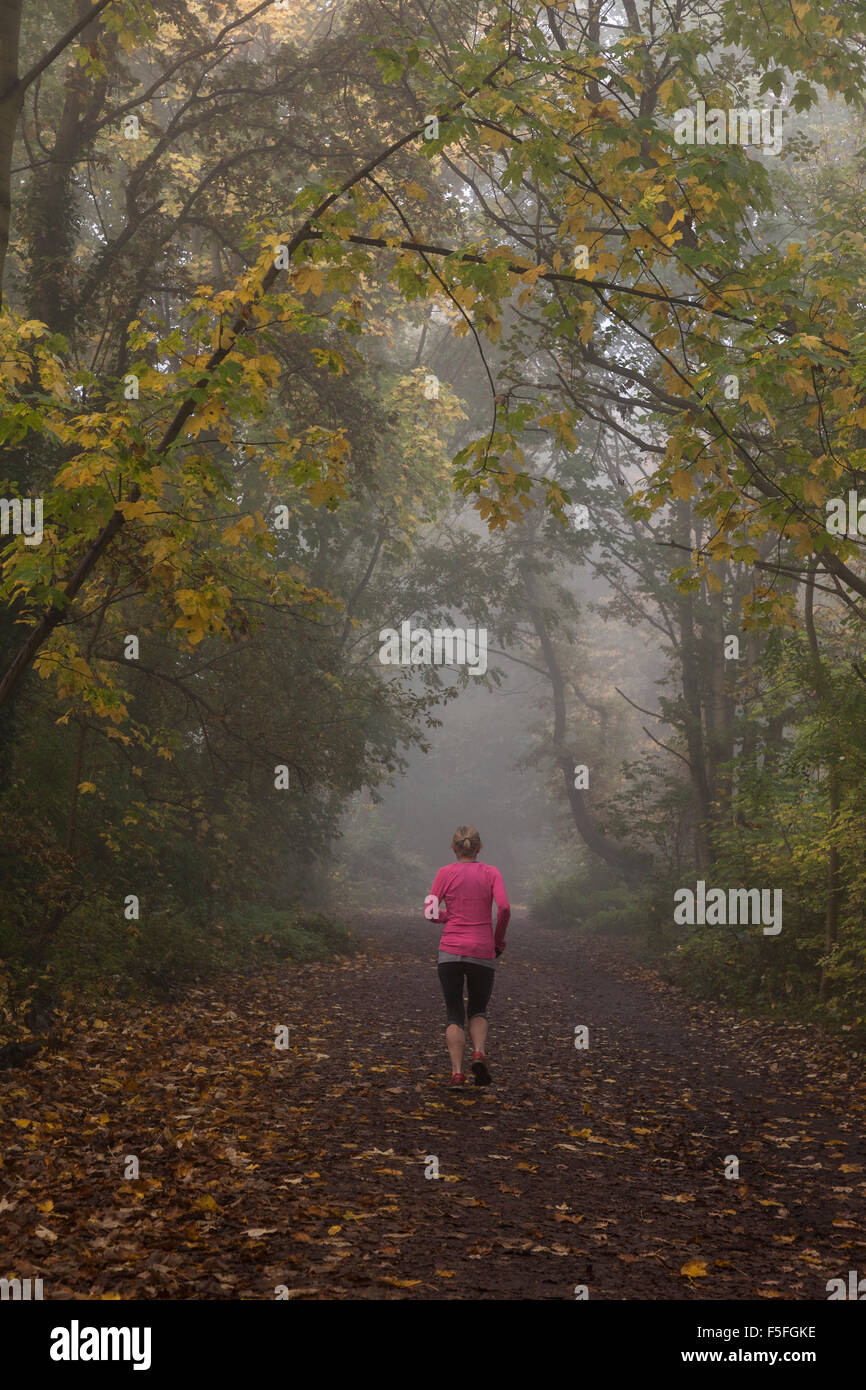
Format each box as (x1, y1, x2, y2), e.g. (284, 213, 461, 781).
(49, 1321, 152, 1371)
(379, 621, 488, 677)
(674, 99, 783, 155)
(0, 497, 43, 545)
(0, 1276, 43, 1299)
(827, 1270, 866, 1300)
(826, 492, 866, 535)
(674, 881, 782, 935)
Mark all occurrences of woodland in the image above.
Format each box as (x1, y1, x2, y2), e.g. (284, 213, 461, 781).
(2, 0, 866, 1041)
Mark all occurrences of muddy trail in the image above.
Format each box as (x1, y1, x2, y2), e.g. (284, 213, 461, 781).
(1, 911, 864, 1300)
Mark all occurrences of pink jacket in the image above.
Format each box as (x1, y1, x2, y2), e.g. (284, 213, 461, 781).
(425, 861, 511, 959)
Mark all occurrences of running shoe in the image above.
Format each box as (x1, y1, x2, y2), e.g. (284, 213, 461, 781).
(471, 1052, 492, 1086)
(449, 1072, 466, 1087)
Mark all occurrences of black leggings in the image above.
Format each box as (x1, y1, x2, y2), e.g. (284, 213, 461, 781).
(437, 961, 494, 1029)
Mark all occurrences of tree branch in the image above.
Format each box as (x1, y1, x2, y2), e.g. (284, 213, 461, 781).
(2, 0, 118, 103)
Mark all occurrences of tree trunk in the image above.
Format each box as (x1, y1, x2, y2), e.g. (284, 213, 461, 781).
(0, 0, 24, 306)
(708, 569, 735, 824)
(522, 565, 647, 882)
(673, 505, 713, 870)
(805, 562, 842, 1002)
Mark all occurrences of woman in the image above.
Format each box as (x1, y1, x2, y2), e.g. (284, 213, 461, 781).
(424, 825, 511, 1087)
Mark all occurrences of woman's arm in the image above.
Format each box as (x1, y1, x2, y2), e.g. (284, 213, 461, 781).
(424, 868, 448, 922)
(491, 867, 510, 951)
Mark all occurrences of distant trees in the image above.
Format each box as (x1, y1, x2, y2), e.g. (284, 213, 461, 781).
(3, 0, 866, 1021)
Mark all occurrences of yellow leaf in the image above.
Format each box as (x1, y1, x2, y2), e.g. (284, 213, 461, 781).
(193, 1195, 219, 1212)
(519, 263, 548, 285)
(801, 476, 824, 505)
(293, 267, 324, 296)
(741, 393, 776, 427)
(670, 468, 696, 500)
(380, 1277, 422, 1288)
(680, 1261, 708, 1277)
(480, 127, 510, 151)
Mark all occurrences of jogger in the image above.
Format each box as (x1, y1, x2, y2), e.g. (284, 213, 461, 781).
(424, 825, 511, 1086)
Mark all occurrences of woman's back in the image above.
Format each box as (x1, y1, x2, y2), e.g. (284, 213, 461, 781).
(430, 859, 510, 959)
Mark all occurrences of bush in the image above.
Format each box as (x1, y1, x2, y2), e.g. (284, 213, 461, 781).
(530, 871, 586, 930)
(2, 902, 357, 1020)
(530, 867, 646, 936)
(218, 906, 357, 969)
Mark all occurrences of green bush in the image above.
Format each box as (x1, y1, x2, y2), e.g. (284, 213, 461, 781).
(530, 868, 646, 936)
(2, 902, 357, 1020)
(218, 906, 357, 969)
(530, 871, 586, 930)
(584, 902, 639, 937)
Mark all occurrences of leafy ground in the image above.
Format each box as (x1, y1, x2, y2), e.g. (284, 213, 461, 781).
(1, 911, 865, 1300)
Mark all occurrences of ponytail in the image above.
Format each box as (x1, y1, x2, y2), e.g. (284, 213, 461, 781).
(451, 824, 482, 858)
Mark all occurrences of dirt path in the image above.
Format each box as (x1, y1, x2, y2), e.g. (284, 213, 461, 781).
(1, 911, 865, 1300)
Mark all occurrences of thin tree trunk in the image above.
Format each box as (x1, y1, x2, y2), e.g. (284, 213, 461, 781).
(702, 576, 725, 812)
(0, 0, 24, 306)
(673, 504, 713, 870)
(805, 562, 842, 1002)
(522, 566, 646, 880)
(24, 16, 107, 332)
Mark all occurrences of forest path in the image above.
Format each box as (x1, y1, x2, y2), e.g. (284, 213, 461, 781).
(2, 912, 865, 1299)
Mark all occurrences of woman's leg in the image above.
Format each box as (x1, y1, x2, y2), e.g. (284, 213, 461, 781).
(468, 1014, 488, 1056)
(437, 962, 467, 1073)
(445, 1024, 465, 1074)
(465, 964, 495, 1069)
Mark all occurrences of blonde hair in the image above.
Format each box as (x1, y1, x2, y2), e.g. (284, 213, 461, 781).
(452, 825, 482, 859)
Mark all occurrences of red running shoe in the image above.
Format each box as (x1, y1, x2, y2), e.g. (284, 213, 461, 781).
(471, 1052, 492, 1086)
(449, 1072, 466, 1087)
